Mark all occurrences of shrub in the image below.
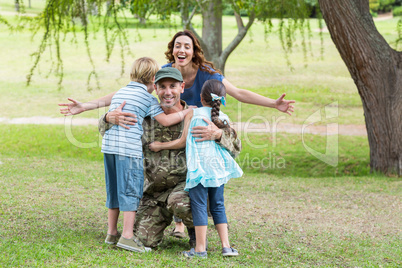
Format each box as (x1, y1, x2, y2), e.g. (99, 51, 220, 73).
(370, 0, 380, 12)
(393, 6, 402, 16)
(370, 0, 396, 12)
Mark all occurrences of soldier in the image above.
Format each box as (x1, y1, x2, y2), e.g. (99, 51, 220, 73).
(99, 68, 241, 248)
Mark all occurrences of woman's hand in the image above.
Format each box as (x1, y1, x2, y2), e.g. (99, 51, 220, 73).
(191, 118, 223, 142)
(106, 101, 137, 130)
(275, 93, 295, 115)
(59, 98, 86, 115)
(149, 141, 162, 152)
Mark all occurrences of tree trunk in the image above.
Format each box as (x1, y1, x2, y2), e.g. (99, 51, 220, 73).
(90, 2, 98, 16)
(15, 0, 20, 12)
(181, 0, 190, 29)
(319, 0, 402, 175)
(106, 0, 111, 16)
(201, 0, 225, 72)
(198, 1, 255, 74)
(134, 14, 146, 24)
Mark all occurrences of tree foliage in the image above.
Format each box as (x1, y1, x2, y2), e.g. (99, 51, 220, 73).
(4, 0, 135, 90)
(369, 0, 401, 13)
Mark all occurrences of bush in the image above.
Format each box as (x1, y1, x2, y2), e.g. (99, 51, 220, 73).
(393, 6, 402, 16)
(222, 4, 248, 16)
(381, 0, 396, 12)
(370, 0, 380, 12)
(370, 0, 396, 12)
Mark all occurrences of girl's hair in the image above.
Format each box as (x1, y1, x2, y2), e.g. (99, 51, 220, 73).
(165, 30, 222, 76)
(201, 80, 237, 138)
(130, 57, 160, 85)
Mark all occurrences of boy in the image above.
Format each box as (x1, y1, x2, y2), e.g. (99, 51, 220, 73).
(102, 57, 191, 252)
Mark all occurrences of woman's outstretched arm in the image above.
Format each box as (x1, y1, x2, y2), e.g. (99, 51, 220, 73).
(222, 79, 295, 115)
(59, 91, 117, 116)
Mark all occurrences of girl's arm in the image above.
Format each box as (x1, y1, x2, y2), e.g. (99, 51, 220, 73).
(153, 107, 195, 127)
(149, 110, 193, 152)
(222, 79, 295, 115)
(59, 91, 117, 115)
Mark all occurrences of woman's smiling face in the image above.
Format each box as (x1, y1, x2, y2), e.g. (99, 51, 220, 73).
(172, 35, 194, 67)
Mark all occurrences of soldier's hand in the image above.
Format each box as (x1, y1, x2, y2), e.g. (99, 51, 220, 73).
(106, 101, 138, 129)
(149, 141, 162, 152)
(191, 118, 223, 142)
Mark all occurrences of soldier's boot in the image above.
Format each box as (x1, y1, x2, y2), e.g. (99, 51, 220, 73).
(187, 227, 196, 249)
(187, 227, 208, 250)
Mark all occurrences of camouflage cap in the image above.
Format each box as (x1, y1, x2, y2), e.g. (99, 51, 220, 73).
(154, 67, 183, 84)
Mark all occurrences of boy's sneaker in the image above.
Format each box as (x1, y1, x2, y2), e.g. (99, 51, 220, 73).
(116, 236, 152, 253)
(182, 248, 207, 258)
(105, 232, 121, 245)
(222, 247, 239, 257)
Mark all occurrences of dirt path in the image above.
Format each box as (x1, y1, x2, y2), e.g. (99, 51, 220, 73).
(0, 116, 367, 136)
(0, 11, 37, 17)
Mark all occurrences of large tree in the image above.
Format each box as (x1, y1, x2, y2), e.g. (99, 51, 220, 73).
(318, 0, 402, 175)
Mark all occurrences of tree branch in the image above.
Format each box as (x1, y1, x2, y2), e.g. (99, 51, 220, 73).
(145, 1, 157, 21)
(183, 5, 197, 29)
(195, 0, 206, 14)
(189, 24, 210, 57)
(234, 11, 244, 29)
(220, 9, 256, 64)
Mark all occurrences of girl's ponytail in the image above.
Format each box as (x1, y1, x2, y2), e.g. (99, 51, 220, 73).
(201, 80, 237, 139)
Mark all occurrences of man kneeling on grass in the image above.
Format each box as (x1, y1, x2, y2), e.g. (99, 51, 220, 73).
(100, 59, 194, 252)
(99, 67, 241, 250)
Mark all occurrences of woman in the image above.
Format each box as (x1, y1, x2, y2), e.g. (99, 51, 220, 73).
(59, 30, 295, 122)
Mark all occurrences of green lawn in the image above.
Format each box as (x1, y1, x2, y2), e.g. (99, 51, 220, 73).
(0, 125, 401, 267)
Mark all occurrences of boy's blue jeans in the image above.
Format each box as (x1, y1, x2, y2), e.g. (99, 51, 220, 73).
(104, 153, 144, 212)
(189, 183, 227, 226)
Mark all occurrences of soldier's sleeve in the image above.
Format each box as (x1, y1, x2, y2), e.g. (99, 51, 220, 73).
(217, 130, 242, 158)
(98, 113, 114, 137)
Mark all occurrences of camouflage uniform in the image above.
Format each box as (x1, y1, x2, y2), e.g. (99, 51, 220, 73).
(99, 100, 241, 248)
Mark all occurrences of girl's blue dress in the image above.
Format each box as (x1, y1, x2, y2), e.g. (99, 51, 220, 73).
(185, 107, 243, 191)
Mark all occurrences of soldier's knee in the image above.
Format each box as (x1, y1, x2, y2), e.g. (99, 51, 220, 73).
(167, 193, 190, 215)
(142, 237, 161, 248)
(136, 227, 164, 248)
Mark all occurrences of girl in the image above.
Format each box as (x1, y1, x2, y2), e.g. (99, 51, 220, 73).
(149, 79, 243, 258)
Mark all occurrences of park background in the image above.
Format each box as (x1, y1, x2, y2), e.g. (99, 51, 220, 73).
(0, 0, 401, 266)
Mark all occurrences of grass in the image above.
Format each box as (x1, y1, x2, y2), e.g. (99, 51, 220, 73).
(0, 124, 372, 177)
(0, 125, 401, 267)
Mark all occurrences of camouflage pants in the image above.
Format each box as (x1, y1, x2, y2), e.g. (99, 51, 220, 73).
(133, 181, 193, 248)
